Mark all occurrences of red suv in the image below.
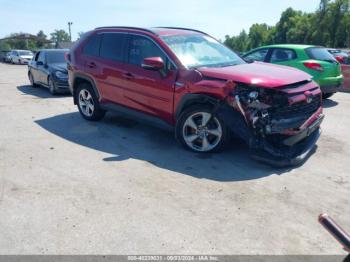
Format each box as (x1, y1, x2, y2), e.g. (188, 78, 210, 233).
(67, 27, 324, 166)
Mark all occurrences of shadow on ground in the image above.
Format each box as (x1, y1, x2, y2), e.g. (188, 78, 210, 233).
(35, 112, 296, 182)
(323, 98, 339, 108)
(17, 85, 71, 99)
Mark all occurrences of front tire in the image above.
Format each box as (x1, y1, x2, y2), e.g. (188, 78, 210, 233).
(75, 83, 105, 121)
(28, 72, 38, 87)
(48, 77, 57, 95)
(322, 93, 335, 99)
(176, 105, 230, 153)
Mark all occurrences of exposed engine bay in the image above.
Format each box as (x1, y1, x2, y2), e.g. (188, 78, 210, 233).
(217, 80, 324, 166)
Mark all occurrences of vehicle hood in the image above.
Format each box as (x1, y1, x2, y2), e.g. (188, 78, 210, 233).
(197, 62, 312, 88)
(49, 63, 68, 73)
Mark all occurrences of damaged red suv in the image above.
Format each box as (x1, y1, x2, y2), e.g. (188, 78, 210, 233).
(67, 27, 324, 166)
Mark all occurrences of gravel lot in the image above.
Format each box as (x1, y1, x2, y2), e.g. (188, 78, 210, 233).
(0, 62, 349, 255)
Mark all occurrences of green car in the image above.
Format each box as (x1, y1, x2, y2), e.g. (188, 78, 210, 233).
(243, 44, 344, 99)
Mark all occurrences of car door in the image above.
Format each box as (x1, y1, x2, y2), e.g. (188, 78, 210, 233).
(30, 51, 41, 81)
(83, 32, 128, 105)
(268, 48, 298, 67)
(121, 34, 177, 123)
(243, 48, 271, 63)
(13, 51, 19, 63)
(36, 51, 47, 84)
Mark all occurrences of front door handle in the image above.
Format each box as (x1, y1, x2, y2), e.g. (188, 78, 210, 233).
(87, 62, 96, 68)
(123, 72, 134, 80)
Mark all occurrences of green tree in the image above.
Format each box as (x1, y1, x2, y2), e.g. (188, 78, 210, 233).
(247, 23, 273, 49)
(36, 30, 48, 48)
(0, 41, 11, 51)
(50, 29, 70, 44)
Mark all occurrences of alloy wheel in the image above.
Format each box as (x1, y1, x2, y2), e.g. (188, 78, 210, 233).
(182, 112, 222, 152)
(78, 89, 95, 117)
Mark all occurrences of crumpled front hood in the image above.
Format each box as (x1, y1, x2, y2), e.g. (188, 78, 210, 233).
(50, 63, 68, 73)
(197, 62, 312, 88)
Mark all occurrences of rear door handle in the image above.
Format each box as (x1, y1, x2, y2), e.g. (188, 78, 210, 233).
(87, 62, 96, 68)
(123, 72, 134, 80)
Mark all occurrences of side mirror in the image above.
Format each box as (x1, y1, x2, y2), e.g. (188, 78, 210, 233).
(142, 57, 164, 71)
(37, 61, 44, 66)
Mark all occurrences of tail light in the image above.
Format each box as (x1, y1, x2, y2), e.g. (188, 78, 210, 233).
(303, 62, 324, 72)
(335, 55, 344, 64)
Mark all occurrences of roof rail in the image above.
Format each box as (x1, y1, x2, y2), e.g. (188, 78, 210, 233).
(95, 26, 157, 35)
(155, 27, 208, 35)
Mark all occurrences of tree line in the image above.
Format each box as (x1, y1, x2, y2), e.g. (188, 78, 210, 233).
(0, 30, 84, 51)
(224, 0, 350, 52)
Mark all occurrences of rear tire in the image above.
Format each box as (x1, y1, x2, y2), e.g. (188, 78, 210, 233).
(75, 83, 105, 121)
(176, 105, 230, 153)
(28, 72, 38, 87)
(322, 93, 335, 99)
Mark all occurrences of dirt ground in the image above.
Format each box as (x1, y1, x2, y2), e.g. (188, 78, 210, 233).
(0, 62, 349, 255)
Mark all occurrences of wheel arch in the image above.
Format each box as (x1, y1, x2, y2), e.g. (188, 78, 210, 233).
(175, 93, 219, 120)
(72, 74, 100, 104)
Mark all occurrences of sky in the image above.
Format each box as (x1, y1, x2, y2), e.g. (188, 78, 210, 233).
(0, 0, 320, 41)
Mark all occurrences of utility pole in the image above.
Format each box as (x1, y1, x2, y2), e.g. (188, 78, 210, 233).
(68, 22, 73, 42)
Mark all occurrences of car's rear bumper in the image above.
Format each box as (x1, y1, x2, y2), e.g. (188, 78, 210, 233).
(319, 75, 344, 94)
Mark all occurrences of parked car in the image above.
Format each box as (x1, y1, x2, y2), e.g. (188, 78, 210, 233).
(5, 52, 12, 63)
(328, 49, 350, 64)
(67, 27, 324, 166)
(243, 45, 344, 99)
(9, 50, 34, 64)
(28, 49, 70, 95)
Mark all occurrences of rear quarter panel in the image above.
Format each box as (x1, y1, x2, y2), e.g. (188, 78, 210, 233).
(341, 64, 350, 89)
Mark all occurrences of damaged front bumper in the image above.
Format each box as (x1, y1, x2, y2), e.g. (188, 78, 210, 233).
(220, 95, 324, 167)
(251, 114, 324, 167)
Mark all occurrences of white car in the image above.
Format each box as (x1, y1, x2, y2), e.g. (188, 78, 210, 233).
(9, 50, 34, 64)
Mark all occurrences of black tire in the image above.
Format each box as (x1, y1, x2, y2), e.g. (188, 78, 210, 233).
(322, 93, 335, 99)
(75, 83, 105, 121)
(175, 104, 230, 153)
(48, 77, 57, 95)
(28, 72, 38, 87)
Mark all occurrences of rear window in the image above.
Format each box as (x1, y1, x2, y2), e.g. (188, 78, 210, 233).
(100, 33, 127, 62)
(83, 34, 101, 57)
(306, 47, 337, 62)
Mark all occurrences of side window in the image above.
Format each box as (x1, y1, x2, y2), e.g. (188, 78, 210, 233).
(37, 52, 45, 63)
(34, 52, 40, 61)
(83, 34, 101, 57)
(100, 33, 127, 62)
(244, 49, 269, 62)
(270, 49, 297, 62)
(128, 35, 166, 67)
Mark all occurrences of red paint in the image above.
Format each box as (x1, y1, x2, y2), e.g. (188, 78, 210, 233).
(341, 64, 350, 89)
(197, 62, 313, 89)
(142, 57, 165, 69)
